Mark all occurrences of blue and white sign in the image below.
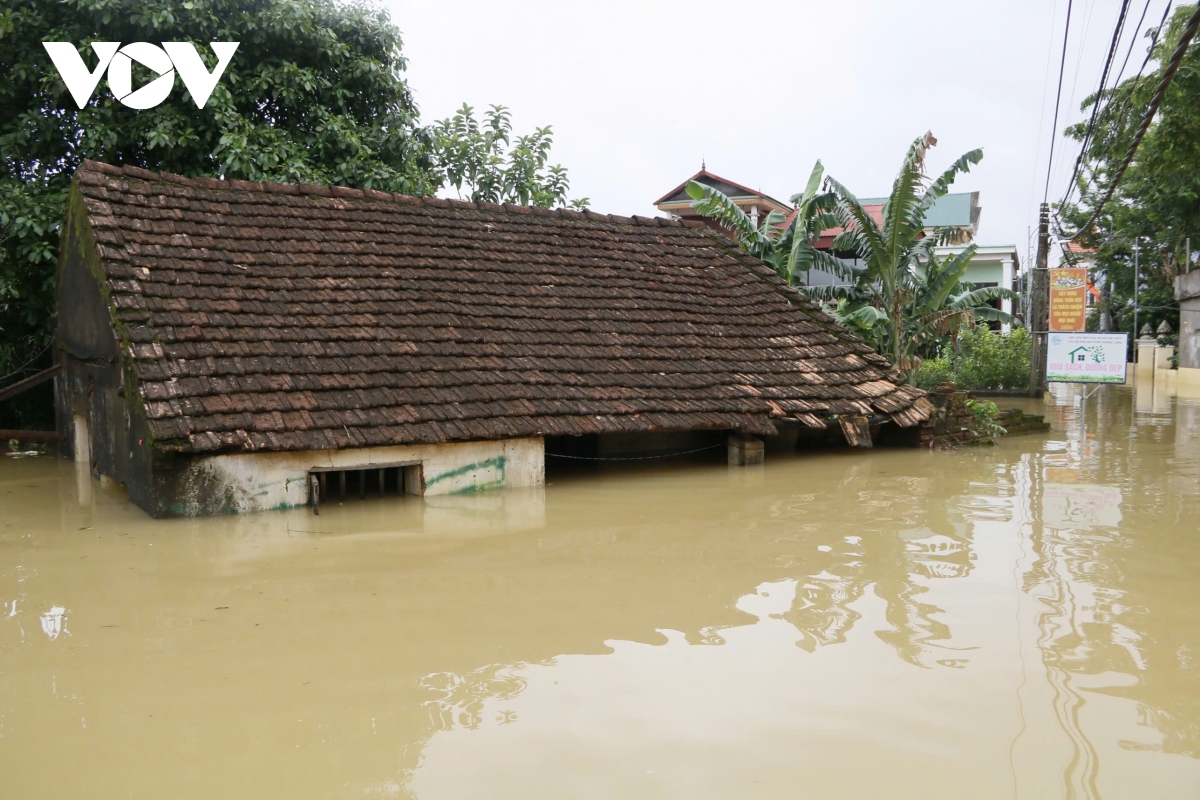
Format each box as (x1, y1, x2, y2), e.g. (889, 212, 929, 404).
(1046, 332, 1129, 384)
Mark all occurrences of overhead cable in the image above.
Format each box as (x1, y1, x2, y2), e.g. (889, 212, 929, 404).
(1061, 0, 1132, 207)
(1106, 1, 1174, 143)
(1112, 0, 1156, 86)
(1044, 0, 1077, 204)
(1063, 2, 1200, 241)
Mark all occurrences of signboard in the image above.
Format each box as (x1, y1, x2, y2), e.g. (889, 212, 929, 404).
(1046, 332, 1128, 383)
(1049, 267, 1088, 331)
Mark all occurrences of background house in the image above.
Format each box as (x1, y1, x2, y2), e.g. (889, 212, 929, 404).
(655, 172, 1019, 329)
(652, 166, 789, 236)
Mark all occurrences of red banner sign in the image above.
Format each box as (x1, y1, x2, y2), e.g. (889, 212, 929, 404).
(1049, 268, 1088, 332)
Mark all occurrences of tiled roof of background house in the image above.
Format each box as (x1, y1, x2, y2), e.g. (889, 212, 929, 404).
(652, 168, 789, 209)
(70, 160, 932, 454)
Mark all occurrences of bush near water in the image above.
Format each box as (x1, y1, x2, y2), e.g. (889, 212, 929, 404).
(915, 327, 1032, 392)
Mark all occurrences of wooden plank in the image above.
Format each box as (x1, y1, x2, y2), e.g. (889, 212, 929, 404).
(838, 415, 873, 448)
(0, 364, 62, 403)
(0, 429, 64, 441)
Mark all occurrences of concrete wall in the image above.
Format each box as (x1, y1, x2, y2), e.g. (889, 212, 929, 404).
(962, 259, 1002, 285)
(1176, 271, 1200, 370)
(54, 188, 158, 508)
(151, 437, 545, 516)
(1180, 367, 1200, 394)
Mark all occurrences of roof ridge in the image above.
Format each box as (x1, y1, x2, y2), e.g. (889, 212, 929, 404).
(75, 160, 684, 227)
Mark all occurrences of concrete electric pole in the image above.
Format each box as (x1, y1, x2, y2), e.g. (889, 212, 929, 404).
(1132, 240, 1140, 348)
(1028, 203, 1050, 396)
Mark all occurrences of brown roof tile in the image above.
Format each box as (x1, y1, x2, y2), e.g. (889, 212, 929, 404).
(69, 160, 930, 453)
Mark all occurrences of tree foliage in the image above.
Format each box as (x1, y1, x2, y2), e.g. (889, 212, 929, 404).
(1, 0, 435, 426)
(813, 134, 1016, 379)
(432, 103, 588, 210)
(684, 137, 1017, 383)
(685, 160, 846, 286)
(822, 243, 1017, 382)
(915, 326, 1032, 391)
(0, 0, 585, 427)
(1059, 3, 1200, 335)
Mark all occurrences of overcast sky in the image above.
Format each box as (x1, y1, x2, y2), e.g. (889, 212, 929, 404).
(389, 0, 1156, 267)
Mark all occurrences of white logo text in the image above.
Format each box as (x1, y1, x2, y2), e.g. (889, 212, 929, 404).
(42, 41, 239, 109)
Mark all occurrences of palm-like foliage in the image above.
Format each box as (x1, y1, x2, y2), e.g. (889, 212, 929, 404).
(684, 161, 848, 285)
(828, 246, 1018, 373)
(806, 133, 1018, 380)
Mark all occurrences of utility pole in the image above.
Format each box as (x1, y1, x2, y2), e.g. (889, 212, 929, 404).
(1027, 224, 1036, 321)
(1100, 268, 1112, 332)
(1028, 203, 1050, 396)
(1131, 240, 1140, 348)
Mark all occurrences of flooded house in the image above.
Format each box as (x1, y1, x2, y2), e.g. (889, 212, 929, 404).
(54, 161, 933, 517)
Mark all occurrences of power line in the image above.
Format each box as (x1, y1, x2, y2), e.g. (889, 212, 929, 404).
(1053, 0, 1099, 198)
(1067, 2, 1173, 217)
(1027, 0, 1065, 226)
(1060, 0, 1133, 207)
(1106, 1, 1174, 143)
(1066, 0, 1100, 117)
(1111, 0, 1156, 87)
(545, 443, 725, 461)
(1045, 0, 1077, 204)
(1027, 0, 1063, 227)
(1064, 2, 1200, 241)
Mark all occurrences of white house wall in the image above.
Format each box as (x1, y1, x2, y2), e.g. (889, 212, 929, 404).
(168, 437, 545, 515)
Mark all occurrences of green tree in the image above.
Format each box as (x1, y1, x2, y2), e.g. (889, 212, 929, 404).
(0, 1, 585, 428)
(432, 103, 588, 210)
(1059, 4, 1200, 336)
(1, 0, 436, 427)
(683, 159, 847, 285)
(811, 133, 1017, 381)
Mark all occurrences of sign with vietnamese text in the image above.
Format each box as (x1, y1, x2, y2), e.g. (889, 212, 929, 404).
(1049, 268, 1088, 331)
(1046, 332, 1128, 384)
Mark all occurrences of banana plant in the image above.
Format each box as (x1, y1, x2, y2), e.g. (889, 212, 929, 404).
(827, 246, 1017, 382)
(685, 161, 850, 286)
(806, 133, 1017, 381)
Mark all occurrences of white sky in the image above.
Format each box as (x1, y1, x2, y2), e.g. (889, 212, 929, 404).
(389, 0, 1159, 267)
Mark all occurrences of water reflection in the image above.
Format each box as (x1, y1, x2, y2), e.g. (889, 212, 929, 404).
(1022, 384, 1200, 799)
(0, 388, 1198, 798)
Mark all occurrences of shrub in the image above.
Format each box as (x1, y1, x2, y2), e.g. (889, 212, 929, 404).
(951, 327, 1032, 391)
(914, 327, 1032, 391)
(965, 398, 1006, 442)
(914, 357, 954, 391)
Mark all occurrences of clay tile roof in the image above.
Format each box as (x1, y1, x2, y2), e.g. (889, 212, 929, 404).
(68, 160, 931, 454)
(653, 168, 789, 209)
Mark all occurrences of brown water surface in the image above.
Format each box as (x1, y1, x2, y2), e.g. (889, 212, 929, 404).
(2, 385, 1198, 799)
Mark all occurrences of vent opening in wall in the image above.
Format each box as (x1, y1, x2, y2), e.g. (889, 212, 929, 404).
(307, 462, 423, 514)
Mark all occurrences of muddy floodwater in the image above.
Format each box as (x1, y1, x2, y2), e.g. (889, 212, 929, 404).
(2, 385, 1198, 799)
